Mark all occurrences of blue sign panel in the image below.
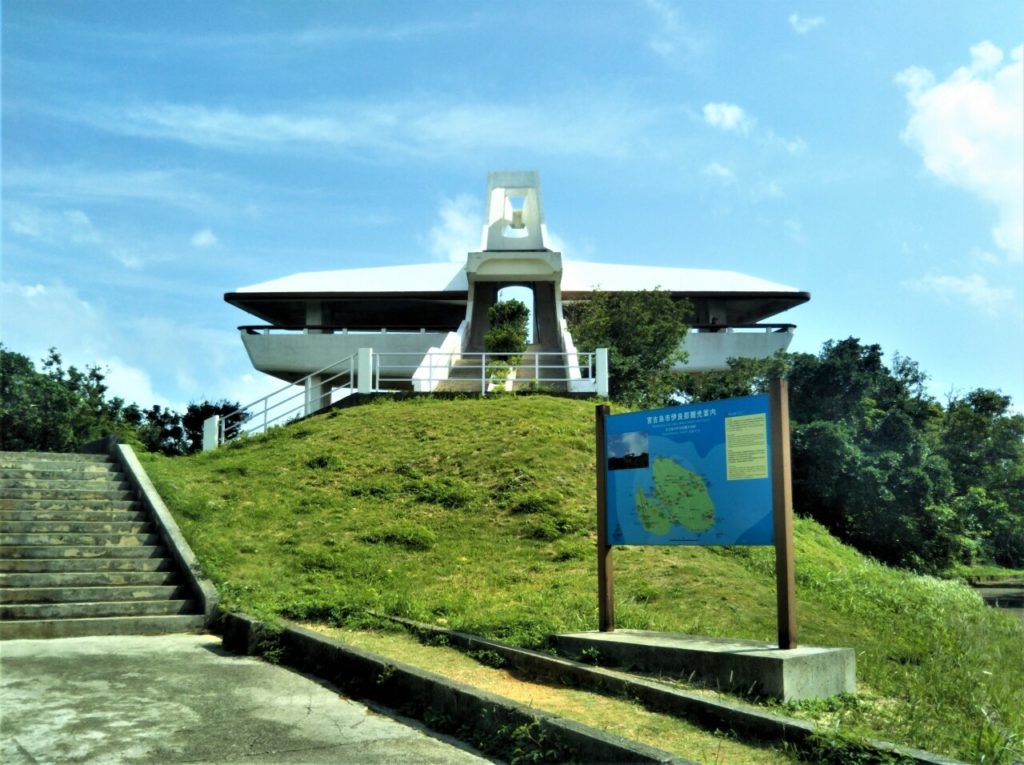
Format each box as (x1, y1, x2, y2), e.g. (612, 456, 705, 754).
(604, 395, 774, 546)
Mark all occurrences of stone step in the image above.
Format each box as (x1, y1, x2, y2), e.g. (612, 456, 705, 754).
(0, 498, 139, 512)
(0, 544, 168, 560)
(0, 570, 179, 588)
(0, 556, 175, 573)
(0, 598, 197, 620)
(1, 584, 188, 604)
(0, 488, 136, 502)
(1, 477, 130, 492)
(0, 451, 112, 465)
(0, 465, 121, 480)
(0, 532, 161, 547)
(0, 613, 207, 640)
(0, 520, 152, 535)
(0, 509, 147, 522)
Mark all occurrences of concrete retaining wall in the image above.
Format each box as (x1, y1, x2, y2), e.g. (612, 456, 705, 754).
(218, 612, 691, 764)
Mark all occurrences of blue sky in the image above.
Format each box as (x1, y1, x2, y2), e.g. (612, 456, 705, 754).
(3, 1, 1022, 411)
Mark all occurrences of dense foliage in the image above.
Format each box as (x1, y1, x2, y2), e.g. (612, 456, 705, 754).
(682, 338, 1024, 571)
(0, 344, 240, 456)
(483, 298, 529, 360)
(564, 289, 690, 407)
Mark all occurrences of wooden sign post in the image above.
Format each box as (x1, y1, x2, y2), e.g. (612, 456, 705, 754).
(770, 379, 798, 649)
(595, 404, 614, 632)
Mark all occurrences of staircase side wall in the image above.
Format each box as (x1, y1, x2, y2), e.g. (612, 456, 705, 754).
(110, 444, 220, 624)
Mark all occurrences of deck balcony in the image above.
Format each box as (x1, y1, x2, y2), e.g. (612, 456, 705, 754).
(676, 324, 795, 372)
(239, 326, 450, 383)
(240, 321, 796, 387)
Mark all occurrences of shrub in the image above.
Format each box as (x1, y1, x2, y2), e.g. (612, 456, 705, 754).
(360, 522, 437, 551)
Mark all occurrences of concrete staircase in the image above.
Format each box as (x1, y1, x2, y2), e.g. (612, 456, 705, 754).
(434, 347, 569, 394)
(0, 451, 206, 639)
(513, 345, 567, 392)
(435, 356, 488, 393)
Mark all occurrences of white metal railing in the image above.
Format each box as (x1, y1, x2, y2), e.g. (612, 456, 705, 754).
(203, 345, 610, 450)
(376, 350, 598, 395)
(204, 352, 359, 450)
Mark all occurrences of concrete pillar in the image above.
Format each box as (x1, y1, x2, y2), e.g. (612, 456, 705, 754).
(202, 415, 220, 452)
(305, 302, 322, 331)
(357, 348, 374, 394)
(304, 375, 328, 416)
(596, 348, 609, 398)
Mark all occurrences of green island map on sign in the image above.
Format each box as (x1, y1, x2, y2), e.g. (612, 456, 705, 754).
(634, 456, 715, 535)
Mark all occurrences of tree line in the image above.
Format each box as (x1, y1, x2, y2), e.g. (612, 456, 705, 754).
(0, 345, 240, 456)
(567, 291, 1024, 572)
(4, 299, 1022, 573)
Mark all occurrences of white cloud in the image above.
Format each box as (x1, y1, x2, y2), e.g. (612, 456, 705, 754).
(64, 97, 661, 161)
(110, 247, 145, 270)
(903, 273, 1014, 315)
(6, 205, 100, 246)
(788, 13, 825, 34)
(784, 218, 807, 245)
(768, 134, 807, 155)
(703, 102, 754, 134)
(644, 0, 711, 61)
(701, 102, 806, 155)
(897, 42, 1024, 261)
(427, 195, 481, 262)
(701, 161, 736, 184)
(4, 166, 221, 214)
(0, 279, 280, 410)
(5, 202, 153, 270)
(191, 227, 218, 248)
(971, 247, 1001, 266)
(753, 180, 785, 200)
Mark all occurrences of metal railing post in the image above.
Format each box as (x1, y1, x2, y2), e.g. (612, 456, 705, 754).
(357, 348, 373, 394)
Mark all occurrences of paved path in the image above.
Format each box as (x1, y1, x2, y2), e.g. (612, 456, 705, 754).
(0, 633, 495, 764)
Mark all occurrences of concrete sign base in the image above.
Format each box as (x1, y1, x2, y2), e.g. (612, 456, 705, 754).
(554, 629, 855, 702)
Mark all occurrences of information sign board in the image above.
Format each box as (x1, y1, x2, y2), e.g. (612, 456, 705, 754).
(604, 395, 774, 546)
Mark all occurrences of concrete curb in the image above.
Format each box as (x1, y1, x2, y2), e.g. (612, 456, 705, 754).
(112, 444, 219, 624)
(217, 612, 694, 765)
(383, 616, 968, 765)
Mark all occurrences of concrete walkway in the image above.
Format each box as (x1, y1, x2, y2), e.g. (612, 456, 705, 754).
(0, 633, 495, 764)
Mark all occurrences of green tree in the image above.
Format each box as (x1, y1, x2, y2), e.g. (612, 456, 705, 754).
(939, 389, 1024, 566)
(182, 400, 245, 453)
(681, 339, 1024, 571)
(683, 339, 967, 571)
(1, 347, 78, 451)
(565, 289, 690, 407)
(484, 299, 529, 360)
(0, 346, 135, 451)
(0, 344, 247, 458)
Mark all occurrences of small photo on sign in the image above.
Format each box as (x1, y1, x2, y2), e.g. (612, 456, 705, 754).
(608, 431, 649, 471)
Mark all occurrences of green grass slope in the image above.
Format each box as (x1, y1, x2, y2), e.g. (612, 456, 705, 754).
(142, 395, 1023, 764)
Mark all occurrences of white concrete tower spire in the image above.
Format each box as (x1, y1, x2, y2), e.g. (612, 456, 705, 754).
(481, 171, 551, 251)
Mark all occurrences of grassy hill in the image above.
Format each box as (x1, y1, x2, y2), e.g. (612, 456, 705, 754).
(141, 395, 1023, 764)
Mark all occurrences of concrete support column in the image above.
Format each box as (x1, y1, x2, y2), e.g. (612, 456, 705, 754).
(596, 348, 609, 398)
(305, 302, 322, 332)
(304, 375, 329, 416)
(357, 348, 374, 394)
